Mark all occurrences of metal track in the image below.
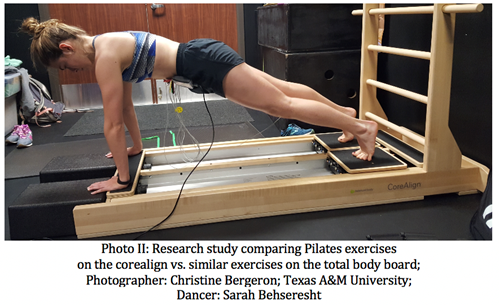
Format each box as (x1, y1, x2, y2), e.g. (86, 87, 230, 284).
(144, 141, 317, 166)
(142, 158, 331, 194)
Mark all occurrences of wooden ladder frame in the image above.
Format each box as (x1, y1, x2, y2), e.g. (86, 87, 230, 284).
(354, 3, 483, 172)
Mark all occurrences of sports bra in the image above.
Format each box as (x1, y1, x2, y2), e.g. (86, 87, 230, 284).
(92, 31, 157, 83)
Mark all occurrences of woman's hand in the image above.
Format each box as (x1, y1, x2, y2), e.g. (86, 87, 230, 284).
(106, 146, 142, 158)
(87, 176, 128, 194)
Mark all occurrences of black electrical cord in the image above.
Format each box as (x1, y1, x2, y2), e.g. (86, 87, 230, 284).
(134, 92, 215, 240)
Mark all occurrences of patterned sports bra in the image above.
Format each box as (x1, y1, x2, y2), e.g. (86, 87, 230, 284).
(92, 31, 157, 83)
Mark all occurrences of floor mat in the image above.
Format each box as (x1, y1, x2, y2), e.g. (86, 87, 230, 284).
(64, 100, 254, 137)
(5, 122, 263, 179)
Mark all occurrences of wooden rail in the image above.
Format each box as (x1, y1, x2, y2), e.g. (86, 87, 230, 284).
(352, 4, 483, 16)
(367, 45, 431, 60)
(366, 79, 428, 104)
(365, 112, 425, 146)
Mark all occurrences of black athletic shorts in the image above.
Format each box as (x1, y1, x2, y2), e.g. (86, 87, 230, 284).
(176, 39, 245, 97)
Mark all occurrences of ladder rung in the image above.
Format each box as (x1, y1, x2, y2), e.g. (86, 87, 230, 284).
(367, 6, 434, 15)
(367, 45, 431, 60)
(365, 112, 425, 146)
(366, 79, 428, 105)
(352, 4, 484, 16)
(442, 4, 484, 14)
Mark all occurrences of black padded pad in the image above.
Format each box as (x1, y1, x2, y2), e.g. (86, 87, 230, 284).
(8, 178, 106, 240)
(377, 131, 424, 163)
(331, 147, 406, 172)
(40, 154, 116, 183)
(316, 132, 359, 150)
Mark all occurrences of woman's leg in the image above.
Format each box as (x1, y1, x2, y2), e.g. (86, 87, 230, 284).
(223, 63, 378, 161)
(248, 66, 357, 142)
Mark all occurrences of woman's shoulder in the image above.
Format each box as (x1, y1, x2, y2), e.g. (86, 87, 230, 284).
(94, 32, 136, 55)
(94, 31, 136, 46)
(93, 32, 137, 71)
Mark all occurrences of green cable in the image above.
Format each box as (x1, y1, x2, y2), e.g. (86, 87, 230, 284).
(141, 136, 160, 148)
(142, 131, 176, 148)
(170, 130, 176, 146)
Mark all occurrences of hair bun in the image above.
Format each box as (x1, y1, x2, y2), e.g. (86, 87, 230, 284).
(21, 17, 40, 36)
(21, 18, 60, 37)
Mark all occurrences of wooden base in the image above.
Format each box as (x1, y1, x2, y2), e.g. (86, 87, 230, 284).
(72, 134, 488, 239)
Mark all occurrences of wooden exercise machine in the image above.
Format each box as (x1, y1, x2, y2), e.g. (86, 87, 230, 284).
(73, 3, 488, 239)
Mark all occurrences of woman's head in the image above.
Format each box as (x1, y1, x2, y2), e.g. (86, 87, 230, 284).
(21, 17, 88, 69)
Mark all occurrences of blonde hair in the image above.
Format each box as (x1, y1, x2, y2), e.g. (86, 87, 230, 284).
(21, 17, 87, 68)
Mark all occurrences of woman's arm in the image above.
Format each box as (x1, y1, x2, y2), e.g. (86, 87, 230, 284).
(123, 82, 142, 153)
(105, 82, 143, 158)
(87, 52, 130, 194)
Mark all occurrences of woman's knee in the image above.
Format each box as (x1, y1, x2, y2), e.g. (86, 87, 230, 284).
(264, 96, 296, 118)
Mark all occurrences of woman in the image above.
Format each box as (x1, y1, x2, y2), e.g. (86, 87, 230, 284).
(21, 18, 378, 195)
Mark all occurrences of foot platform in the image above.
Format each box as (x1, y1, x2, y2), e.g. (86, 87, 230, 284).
(313, 132, 360, 153)
(376, 130, 424, 168)
(313, 132, 407, 174)
(327, 147, 407, 174)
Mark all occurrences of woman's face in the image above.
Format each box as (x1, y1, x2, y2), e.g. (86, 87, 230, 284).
(49, 41, 93, 72)
(52, 55, 89, 72)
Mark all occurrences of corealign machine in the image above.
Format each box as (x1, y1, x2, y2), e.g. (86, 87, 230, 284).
(8, 4, 489, 239)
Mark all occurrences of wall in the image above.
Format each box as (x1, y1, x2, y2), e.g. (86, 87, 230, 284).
(4, 3, 241, 109)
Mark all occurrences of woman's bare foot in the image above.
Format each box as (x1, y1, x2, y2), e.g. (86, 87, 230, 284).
(352, 120, 378, 161)
(338, 107, 357, 143)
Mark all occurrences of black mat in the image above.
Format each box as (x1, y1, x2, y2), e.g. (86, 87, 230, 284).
(331, 147, 406, 171)
(316, 132, 360, 150)
(39, 153, 117, 183)
(64, 100, 254, 137)
(5, 137, 111, 179)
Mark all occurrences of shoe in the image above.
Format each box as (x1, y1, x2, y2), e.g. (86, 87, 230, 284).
(281, 123, 314, 136)
(16, 124, 33, 148)
(5, 125, 21, 144)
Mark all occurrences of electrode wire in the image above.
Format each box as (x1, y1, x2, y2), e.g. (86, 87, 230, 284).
(170, 81, 202, 163)
(167, 81, 284, 163)
(134, 91, 215, 240)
